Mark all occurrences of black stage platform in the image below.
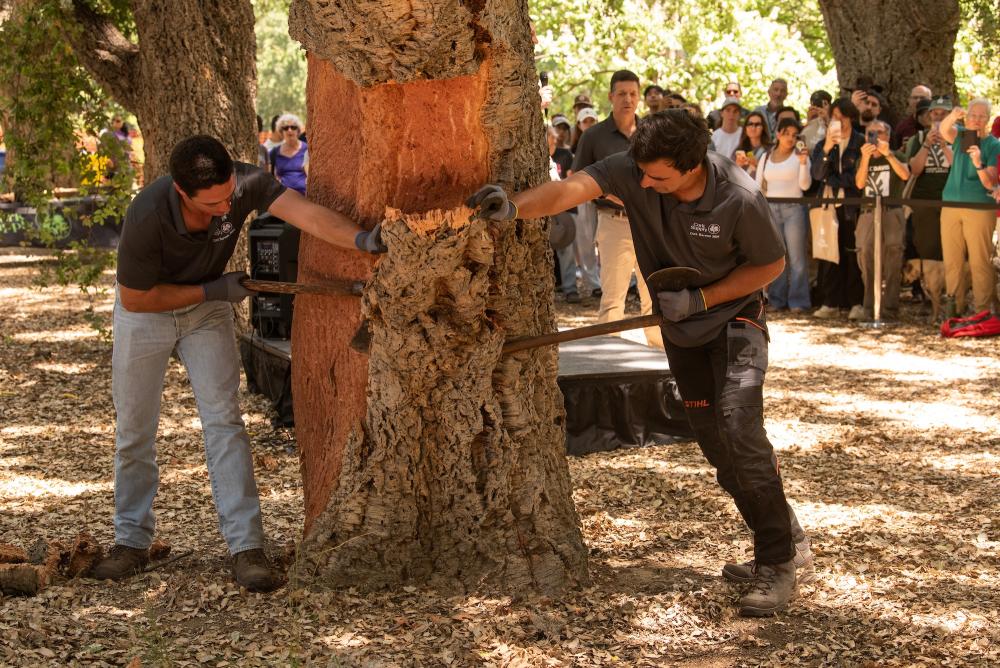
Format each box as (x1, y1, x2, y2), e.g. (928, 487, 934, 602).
(240, 333, 692, 456)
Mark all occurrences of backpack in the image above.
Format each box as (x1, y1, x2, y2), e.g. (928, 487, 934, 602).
(940, 310, 1000, 338)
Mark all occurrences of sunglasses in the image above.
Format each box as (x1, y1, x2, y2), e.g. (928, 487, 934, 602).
(745, 122, 763, 128)
(281, 125, 299, 131)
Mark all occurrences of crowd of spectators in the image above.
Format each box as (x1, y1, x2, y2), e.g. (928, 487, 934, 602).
(543, 73, 1000, 330)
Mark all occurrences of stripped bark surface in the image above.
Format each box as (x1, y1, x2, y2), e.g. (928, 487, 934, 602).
(290, 0, 587, 593)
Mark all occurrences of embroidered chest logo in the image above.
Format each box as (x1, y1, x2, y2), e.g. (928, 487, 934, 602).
(212, 216, 236, 243)
(688, 220, 722, 239)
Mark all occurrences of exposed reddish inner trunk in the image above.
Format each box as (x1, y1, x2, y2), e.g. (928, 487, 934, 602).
(294, 56, 491, 531)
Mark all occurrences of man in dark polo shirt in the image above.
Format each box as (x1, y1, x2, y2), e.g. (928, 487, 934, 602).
(573, 69, 663, 349)
(91, 135, 385, 592)
(466, 110, 813, 617)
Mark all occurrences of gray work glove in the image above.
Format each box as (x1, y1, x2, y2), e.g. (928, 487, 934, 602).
(354, 222, 387, 254)
(465, 184, 518, 221)
(657, 288, 707, 322)
(203, 271, 256, 303)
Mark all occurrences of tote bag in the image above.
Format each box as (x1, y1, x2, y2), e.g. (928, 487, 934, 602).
(809, 185, 839, 264)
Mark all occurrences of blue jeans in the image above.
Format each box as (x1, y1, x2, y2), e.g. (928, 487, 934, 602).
(111, 293, 265, 555)
(767, 203, 811, 309)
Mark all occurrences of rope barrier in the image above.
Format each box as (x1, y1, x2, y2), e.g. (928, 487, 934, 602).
(764, 195, 998, 210)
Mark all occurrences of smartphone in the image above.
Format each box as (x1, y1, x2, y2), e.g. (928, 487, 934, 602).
(734, 150, 746, 160)
(795, 140, 807, 153)
(866, 130, 879, 145)
(960, 129, 979, 152)
(829, 120, 842, 135)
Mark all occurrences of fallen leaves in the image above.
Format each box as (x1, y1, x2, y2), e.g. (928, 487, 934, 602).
(0, 251, 998, 666)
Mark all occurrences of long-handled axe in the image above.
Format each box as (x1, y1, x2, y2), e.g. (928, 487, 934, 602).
(240, 277, 365, 297)
(349, 266, 701, 355)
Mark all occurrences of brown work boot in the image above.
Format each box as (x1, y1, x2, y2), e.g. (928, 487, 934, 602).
(231, 549, 283, 593)
(723, 539, 816, 585)
(91, 544, 149, 581)
(738, 560, 797, 617)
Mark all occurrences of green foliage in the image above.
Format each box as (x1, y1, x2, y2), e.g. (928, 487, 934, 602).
(0, 1, 132, 337)
(254, 0, 307, 122)
(531, 0, 837, 117)
(955, 0, 1000, 103)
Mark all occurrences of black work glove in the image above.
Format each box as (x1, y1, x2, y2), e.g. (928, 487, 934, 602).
(203, 271, 256, 303)
(354, 222, 388, 254)
(657, 288, 707, 322)
(465, 184, 518, 221)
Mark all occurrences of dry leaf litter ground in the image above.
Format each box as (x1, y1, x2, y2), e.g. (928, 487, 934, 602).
(1, 248, 998, 667)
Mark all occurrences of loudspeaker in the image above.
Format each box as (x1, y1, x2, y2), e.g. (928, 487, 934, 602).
(248, 214, 300, 339)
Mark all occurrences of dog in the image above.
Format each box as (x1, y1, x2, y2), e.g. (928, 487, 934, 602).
(903, 258, 971, 322)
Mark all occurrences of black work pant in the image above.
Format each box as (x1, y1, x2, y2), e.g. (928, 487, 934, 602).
(662, 301, 796, 564)
(817, 206, 864, 308)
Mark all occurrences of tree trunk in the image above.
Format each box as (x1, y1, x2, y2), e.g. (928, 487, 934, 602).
(66, 0, 258, 182)
(65, 0, 259, 328)
(288, 0, 588, 594)
(818, 0, 960, 117)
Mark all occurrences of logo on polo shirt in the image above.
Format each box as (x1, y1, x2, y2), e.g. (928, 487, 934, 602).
(212, 216, 236, 243)
(689, 219, 722, 239)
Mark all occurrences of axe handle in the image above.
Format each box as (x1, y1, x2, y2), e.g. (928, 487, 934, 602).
(241, 277, 364, 297)
(501, 314, 663, 354)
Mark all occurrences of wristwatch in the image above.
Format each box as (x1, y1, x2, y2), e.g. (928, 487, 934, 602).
(975, 165, 987, 171)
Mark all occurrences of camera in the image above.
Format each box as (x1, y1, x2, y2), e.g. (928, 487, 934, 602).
(866, 130, 879, 145)
(795, 140, 807, 153)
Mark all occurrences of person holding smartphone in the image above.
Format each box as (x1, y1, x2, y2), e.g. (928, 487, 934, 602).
(938, 98, 1000, 317)
(810, 98, 866, 319)
(756, 118, 812, 313)
(854, 121, 910, 320)
(734, 111, 771, 177)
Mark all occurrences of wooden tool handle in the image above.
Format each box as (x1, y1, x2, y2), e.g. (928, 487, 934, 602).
(241, 278, 364, 297)
(501, 314, 663, 354)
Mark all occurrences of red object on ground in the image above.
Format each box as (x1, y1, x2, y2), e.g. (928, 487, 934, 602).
(940, 310, 1000, 337)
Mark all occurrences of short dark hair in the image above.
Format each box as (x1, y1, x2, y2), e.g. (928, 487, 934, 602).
(831, 97, 860, 123)
(629, 109, 709, 172)
(810, 90, 832, 107)
(668, 92, 687, 103)
(610, 70, 640, 93)
(643, 84, 665, 97)
(256, 114, 263, 133)
(270, 114, 280, 132)
(169, 135, 234, 197)
(776, 117, 802, 134)
(776, 105, 800, 121)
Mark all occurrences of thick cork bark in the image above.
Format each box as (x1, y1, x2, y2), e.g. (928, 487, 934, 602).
(290, 0, 587, 594)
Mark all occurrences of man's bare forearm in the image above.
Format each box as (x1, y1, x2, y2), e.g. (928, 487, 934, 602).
(119, 284, 205, 313)
(511, 172, 603, 219)
(268, 189, 363, 250)
(700, 258, 785, 309)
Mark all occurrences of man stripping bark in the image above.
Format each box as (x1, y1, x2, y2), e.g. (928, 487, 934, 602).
(90, 135, 385, 592)
(467, 109, 813, 616)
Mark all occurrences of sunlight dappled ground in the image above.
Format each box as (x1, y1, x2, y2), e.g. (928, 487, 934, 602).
(1, 252, 997, 667)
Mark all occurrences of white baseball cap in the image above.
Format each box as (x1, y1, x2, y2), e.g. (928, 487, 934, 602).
(576, 108, 599, 124)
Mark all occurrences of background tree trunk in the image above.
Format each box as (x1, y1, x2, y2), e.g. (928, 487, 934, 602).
(288, 0, 588, 594)
(65, 0, 259, 328)
(818, 0, 960, 116)
(66, 0, 258, 182)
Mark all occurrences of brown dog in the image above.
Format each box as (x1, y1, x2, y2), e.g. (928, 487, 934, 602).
(903, 258, 971, 321)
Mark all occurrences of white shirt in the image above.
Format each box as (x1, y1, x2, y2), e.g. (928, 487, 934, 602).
(711, 127, 742, 159)
(756, 151, 812, 197)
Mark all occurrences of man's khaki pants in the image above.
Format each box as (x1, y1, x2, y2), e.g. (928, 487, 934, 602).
(856, 206, 905, 315)
(595, 208, 663, 349)
(940, 207, 997, 312)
